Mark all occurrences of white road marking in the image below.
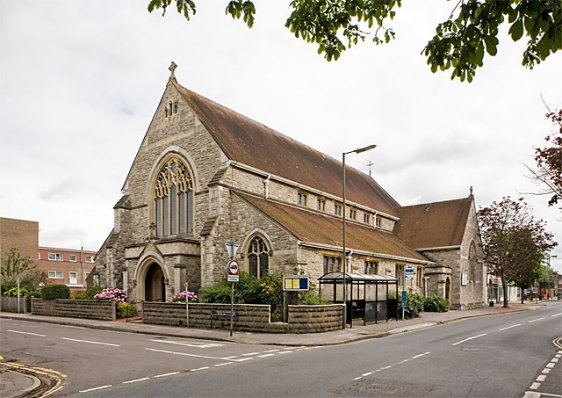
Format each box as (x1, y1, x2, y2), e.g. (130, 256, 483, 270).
(149, 339, 223, 348)
(551, 358, 559, 363)
(62, 337, 119, 347)
(551, 313, 562, 317)
(555, 354, 561, 358)
(242, 352, 260, 356)
(379, 365, 391, 370)
(522, 392, 540, 398)
(499, 324, 521, 331)
(123, 377, 150, 384)
(536, 375, 546, 382)
(257, 354, 275, 358)
(191, 367, 210, 372)
(529, 317, 546, 323)
(452, 334, 487, 346)
(154, 372, 179, 378)
(545, 362, 555, 369)
(79, 385, 112, 393)
(542, 368, 551, 374)
(264, 349, 279, 353)
(530, 382, 541, 390)
(236, 357, 253, 362)
(362, 372, 373, 377)
(7, 330, 46, 337)
(215, 362, 234, 367)
(145, 348, 234, 361)
(278, 351, 292, 355)
(399, 359, 411, 364)
(354, 376, 363, 381)
(412, 352, 431, 359)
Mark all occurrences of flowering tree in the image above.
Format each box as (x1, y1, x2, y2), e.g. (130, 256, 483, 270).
(478, 197, 556, 307)
(528, 108, 562, 210)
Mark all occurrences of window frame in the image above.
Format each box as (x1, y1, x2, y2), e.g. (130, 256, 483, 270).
(69, 254, 77, 262)
(48, 253, 63, 261)
(48, 270, 63, 279)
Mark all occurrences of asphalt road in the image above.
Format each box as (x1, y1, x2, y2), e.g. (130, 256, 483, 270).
(1, 303, 561, 397)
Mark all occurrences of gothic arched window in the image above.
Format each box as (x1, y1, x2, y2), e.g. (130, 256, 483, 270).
(154, 157, 193, 237)
(247, 236, 269, 278)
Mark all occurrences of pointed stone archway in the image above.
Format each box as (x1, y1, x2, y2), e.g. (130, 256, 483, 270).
(135, 254, 169, 303)
(145, 263, 166, 302)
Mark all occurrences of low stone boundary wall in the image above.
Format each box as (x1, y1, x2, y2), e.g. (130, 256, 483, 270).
(288, 304, 344, 333)
(142, 302, 344, 333)
(143, 302, 278, 332)
(0, 297, 31, 313)
(31, 299, 116, 321)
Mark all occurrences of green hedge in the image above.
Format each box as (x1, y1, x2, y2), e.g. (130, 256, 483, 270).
(423, 294, 450, 312)
(41, 284, 70, 300)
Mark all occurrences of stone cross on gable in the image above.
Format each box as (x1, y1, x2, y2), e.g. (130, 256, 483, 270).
(169, 61, 178, 79)
(367, 160, 374, 177)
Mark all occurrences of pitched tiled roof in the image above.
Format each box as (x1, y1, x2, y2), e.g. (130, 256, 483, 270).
(395, 197, 472, 250)
(173, 81, 399, 216)
(235, 191, 427, 262)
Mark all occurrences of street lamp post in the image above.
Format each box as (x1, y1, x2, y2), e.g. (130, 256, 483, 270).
(342, 144, 376, 329)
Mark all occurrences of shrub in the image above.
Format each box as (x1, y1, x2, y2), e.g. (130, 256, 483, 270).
(3, 287, 41, 298)
(73, 286, 102, 300)
(116, 303, 137, 319)
(423, 294, 450, 312)
(41, 284, 71, 300)
(94, 288, 127, 303)
(403, 292, 424, 318)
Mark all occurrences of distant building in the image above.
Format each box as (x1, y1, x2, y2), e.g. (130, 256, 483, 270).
(0, 217, 39, 266)
(38, 247, 96, 289)
(0, 217, 95, 291)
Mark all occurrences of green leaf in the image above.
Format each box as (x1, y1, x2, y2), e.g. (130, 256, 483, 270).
(509, 20, 524, 41)
(484, 36, 497, 56)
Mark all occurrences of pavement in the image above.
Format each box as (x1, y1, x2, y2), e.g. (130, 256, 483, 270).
(0, 300, 558, 397)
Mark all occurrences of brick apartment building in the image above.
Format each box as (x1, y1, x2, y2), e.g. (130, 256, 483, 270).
(38, 247, 96, 288)
(0, 217, 96, 291)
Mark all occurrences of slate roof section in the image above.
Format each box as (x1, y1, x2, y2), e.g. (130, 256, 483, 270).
(173, 81, 400, 217)
(395, 197, 472, 250)
(235, 191, 427, 262)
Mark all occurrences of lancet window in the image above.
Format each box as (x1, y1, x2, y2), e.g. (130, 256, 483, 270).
(247, 236, 269, 278)
(154, 157, 193, 237)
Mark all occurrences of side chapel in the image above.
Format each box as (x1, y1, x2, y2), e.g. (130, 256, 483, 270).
(95, 64, 486, 310)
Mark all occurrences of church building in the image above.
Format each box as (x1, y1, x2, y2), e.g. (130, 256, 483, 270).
(95, 64, 486, 310)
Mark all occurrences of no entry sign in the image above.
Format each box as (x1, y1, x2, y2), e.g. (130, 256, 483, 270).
(227, 260, 239, 282)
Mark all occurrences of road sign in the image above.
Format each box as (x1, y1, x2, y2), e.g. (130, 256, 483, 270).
(227, 260, 239, 282)
(228, 260, 239, 275)
(283, 275, 310, 291)
(401, 291, 407, 306)
(404, 265, 415, 279)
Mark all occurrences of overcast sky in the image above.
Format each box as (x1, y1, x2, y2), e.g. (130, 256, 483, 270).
(1, 1, 561, 273)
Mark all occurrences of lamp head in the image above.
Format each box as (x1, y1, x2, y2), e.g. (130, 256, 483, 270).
(354, 144, 377, 154)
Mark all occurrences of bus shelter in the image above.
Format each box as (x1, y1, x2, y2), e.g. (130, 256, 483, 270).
(318, 272, 399, 326)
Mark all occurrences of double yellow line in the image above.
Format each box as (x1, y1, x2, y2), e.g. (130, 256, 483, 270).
(0, 362, 67, 397)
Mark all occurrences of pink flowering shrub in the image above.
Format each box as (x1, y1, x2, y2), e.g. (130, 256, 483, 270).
(172, 290, 198, 303)
(94, 287, 128, 303)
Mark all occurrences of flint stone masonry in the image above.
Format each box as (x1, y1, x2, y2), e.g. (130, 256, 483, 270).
(31, 299, 116, 321)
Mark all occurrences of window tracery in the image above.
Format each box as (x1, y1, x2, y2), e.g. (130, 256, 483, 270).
(154, 157, 193, 237)
(247, 236, 269, 278)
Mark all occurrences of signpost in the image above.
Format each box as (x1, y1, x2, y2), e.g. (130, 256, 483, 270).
(225, 241, 239, 337)
(184, 282, 189, 328)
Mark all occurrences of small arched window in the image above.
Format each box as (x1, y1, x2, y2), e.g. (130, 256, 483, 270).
(154, 157, 193, 237)
(247, 236, 269, 278)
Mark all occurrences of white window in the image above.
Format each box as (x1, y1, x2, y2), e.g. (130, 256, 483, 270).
(48, 271, 63, 279)
(85, 256, 95, 263)
(69, 272, 78, 285)
(84, 272, 90, 281)
(48, 253, 63, 261)
(69, 254, 77, 262)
